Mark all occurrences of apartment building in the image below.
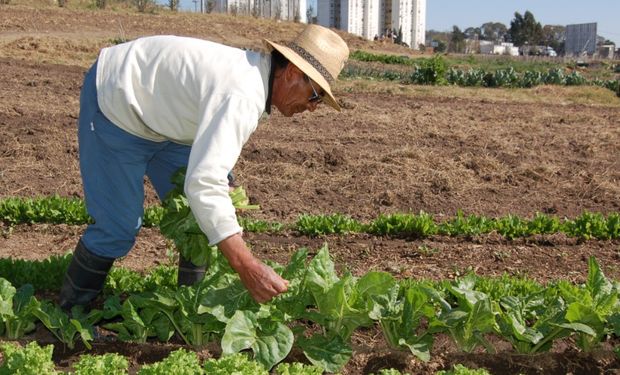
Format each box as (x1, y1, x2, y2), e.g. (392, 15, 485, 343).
(318, 0, 426, 49)
(212, 0, 307, 22)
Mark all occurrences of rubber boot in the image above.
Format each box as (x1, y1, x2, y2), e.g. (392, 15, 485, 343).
(177, 257, 206, 287)
(59, 240, 114, 311)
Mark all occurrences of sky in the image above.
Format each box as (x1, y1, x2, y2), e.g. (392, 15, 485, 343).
(425, 0, 620, 46)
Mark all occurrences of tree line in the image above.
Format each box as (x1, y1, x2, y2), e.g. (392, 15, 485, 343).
(429, 10, 612, 55)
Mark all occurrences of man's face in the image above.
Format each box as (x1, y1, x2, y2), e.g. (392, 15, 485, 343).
(274, 66, 324, 117)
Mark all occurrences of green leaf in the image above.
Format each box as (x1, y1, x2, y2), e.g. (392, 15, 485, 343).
(221, 310, 294, 370)
(305, 244, 339, 293)
(297, 333, 352, 373)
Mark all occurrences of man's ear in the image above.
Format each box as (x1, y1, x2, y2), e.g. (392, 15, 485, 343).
(284, 64, 303, 82)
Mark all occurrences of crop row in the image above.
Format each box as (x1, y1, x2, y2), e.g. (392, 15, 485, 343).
(1, 246, 618, 372)
(345, 51, 620, 92)
(0, 341, 488, 375)
(1, 196, 619, 240)
(0, 253, 177, 292)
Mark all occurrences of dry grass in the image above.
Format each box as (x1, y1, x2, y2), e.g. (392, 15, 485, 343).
(336, 79, 620, 107)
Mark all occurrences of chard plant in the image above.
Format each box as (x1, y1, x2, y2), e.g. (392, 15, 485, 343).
(31, 301, 101, 350)
(102, 295, 174, 343)
(431, 275, 498, 353)
(160, 168, 259, 267)
(297, 246, 395, 372)
(0, 280, 37, 339)
(556, 257, 620, 351)
(173, 284, 225, 347)
(368, 280, 436, 361)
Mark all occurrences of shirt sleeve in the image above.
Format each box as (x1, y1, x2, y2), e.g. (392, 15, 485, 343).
(184, 94, 260, 246)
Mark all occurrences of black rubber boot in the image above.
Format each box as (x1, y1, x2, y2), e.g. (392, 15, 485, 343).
(59, 240, 114, 311)
(177, 257, 206, 287)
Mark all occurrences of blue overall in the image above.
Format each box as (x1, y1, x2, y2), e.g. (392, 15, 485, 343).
(78, 62, 191, 259)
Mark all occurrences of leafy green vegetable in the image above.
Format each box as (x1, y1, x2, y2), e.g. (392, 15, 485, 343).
(274, 362, 324, 375)
(557, 257, 619, 351)
(0, 341, 58, 375)
(432, 275, 498, 353)
(295, 213, 362, 236)
(296, 334, 352, 373)
(103, 295, 174, 343)
(173, 284, 224, 347)
(137, 349, 203, 375)
(203, 353, 268, 375)
(0, 281, 37, 339)
(436, 364, 491, 375)
(31, 301, 100, 350)
(368, 281, 435, 361)
(72, 353, 128, 375)
(0, 254, 71, 291)
(160, 168, 259, 267)
(221, 309, 294, 370)
(368, 212, 437, 237)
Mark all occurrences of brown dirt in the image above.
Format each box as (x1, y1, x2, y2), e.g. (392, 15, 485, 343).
(1, 4, 620, 375)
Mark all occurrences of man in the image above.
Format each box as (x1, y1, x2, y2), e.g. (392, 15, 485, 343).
(59, 24, 349, 310)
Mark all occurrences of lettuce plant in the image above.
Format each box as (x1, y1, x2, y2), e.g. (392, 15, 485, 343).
(137, 349, 203, 375)
(0, 341, 58, 375)
(72, 353, 128, 375)
(203, 353, 268, 374)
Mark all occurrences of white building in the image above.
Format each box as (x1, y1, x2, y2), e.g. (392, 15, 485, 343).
(479, 41, 519, 56)
(318, 0, 426, 50)
(212, 0, 307, 22)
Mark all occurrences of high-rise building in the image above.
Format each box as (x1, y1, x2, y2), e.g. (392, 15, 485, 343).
(211, 0, 307, 23)
(318, 0, 426, 49)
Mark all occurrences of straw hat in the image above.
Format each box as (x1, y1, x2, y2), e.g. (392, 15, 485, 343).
(264, 24, 349, 111)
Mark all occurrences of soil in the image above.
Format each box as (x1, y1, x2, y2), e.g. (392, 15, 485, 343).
(1, 4, 620, 375)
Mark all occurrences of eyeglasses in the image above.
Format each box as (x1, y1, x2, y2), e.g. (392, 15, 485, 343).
(307, 77, 323, 104)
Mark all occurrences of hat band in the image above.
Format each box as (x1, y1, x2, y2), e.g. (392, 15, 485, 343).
(287, 42, 333, 83)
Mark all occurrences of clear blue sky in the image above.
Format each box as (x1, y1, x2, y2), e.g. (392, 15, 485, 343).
(426, 0, 620, 45)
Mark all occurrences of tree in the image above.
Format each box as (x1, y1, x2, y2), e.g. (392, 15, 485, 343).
(449, 26, 466, 53)
(434, 40, 447, 53)
(464, 27, 481, 40)
(168, 0, 179, 11)
(480, 22, 508, 42)
(542, 25, 565, 54)
(509, 11, 543, 47)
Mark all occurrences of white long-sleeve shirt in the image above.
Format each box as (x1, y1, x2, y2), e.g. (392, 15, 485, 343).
(95, 35, 271, 245)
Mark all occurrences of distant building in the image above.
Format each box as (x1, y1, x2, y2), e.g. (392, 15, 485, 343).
(598, 44, 615, 59)
(565, 23, 597, 56)
(479, 41, 519, 56)
(317, 0, 426, 50)
(211, 0, 307, 22)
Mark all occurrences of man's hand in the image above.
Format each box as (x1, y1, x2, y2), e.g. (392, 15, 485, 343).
(218, 233, 289, 303)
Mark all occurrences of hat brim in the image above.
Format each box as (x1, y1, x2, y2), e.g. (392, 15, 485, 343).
(263, 39, 341, 111)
